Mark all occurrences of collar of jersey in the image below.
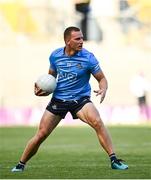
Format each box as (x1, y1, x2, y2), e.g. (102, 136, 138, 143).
(63, 47, 82, 57)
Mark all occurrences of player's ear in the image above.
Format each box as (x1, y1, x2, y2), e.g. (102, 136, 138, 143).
(65, 36, 70, 45)
(66, 39, 70, 45)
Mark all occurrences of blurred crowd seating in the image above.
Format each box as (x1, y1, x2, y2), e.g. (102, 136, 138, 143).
(0, 0, 151, 125)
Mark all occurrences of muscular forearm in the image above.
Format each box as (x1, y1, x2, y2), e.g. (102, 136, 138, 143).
(99, 77, 108, 92)
(94, 77, 108, 103)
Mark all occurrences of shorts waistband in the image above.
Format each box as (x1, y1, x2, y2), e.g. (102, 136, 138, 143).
(52, 98, 78, 103)
(52, 96, 90, 103)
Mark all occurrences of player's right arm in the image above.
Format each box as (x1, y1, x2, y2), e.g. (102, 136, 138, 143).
(34, 68, 56, 96)
(34, 83, 50, 96)
(48, 68, 57, 78)
(35, 51, 57, 96)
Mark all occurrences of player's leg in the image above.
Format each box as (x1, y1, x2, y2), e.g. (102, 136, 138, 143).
(77, 102, 114, 155)
(21, 110, 61, 163)
(76, 102, 128, 170)
(11, 110, 62, 172)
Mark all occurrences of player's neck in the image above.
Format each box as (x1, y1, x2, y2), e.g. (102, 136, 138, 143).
(65, 47, 77, 56)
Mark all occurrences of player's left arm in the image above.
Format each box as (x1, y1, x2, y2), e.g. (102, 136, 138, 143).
(93, 70, 108, 103)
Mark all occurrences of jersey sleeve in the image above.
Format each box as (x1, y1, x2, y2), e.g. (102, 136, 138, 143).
(49, 53, 57, 73)
(89, 53, 102, 74)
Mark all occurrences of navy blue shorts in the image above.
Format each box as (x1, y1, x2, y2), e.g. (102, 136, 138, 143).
(46, 96, 91, 119)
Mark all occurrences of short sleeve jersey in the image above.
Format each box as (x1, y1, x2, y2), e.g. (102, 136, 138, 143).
(49, 47, 101, 100)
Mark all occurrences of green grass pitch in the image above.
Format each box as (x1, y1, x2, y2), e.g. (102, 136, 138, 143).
(0, 125, 151, 179)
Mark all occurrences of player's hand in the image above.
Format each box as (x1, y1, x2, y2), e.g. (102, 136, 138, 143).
(94, 89, 106, 103)
(34, 83, 50, 96)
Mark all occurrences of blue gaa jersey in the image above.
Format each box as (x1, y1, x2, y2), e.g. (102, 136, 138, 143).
(49, 47, 101, 100)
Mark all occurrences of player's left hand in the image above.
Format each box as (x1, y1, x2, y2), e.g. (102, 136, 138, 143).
(94, 89, 106, 103)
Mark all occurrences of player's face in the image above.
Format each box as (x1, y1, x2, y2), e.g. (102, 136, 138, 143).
(67, 31, 83, 51)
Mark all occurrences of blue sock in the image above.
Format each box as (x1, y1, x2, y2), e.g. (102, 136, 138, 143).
(19, 161, 25, 166)
(109, 153, 117, 162)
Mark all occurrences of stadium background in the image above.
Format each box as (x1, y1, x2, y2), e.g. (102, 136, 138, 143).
(0, 0, 151, 126)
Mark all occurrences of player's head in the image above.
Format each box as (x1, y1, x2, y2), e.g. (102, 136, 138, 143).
(64, 26, 83, 51)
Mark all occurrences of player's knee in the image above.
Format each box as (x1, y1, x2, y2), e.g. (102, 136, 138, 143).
(91, 117, 103, 130)
(36, 129, 49, 142)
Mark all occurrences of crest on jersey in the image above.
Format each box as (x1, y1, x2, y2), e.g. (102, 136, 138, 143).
(67, 62, 72, 67)
(76, 63, 83, 69)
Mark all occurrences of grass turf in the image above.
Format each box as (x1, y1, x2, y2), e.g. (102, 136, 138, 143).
(0, 125, 151, 179)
